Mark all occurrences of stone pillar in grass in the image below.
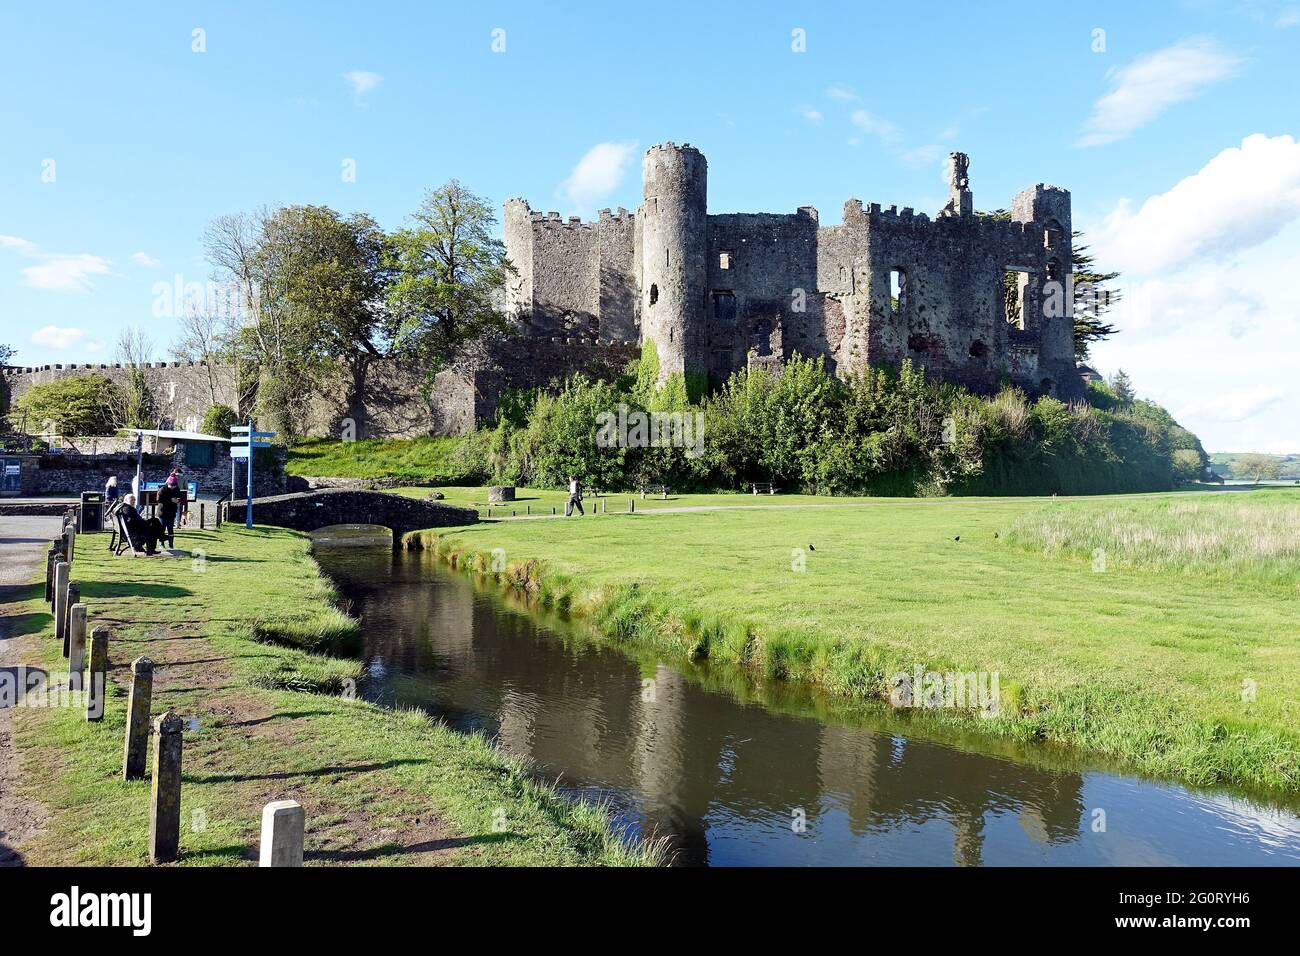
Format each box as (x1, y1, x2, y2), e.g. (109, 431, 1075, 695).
(45, 545, 59, 602)
(86, 626, 109, 721)
(62, 582, 79, 657)
(149, 711, 183, 864)
(123, 657, 154, 781)
(259, 800, 305, 867)
(53, 560, 69, 648)
(67, 604, 87, 690)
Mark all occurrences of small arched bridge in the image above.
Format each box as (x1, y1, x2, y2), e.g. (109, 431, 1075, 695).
(229, 489, 477, 543)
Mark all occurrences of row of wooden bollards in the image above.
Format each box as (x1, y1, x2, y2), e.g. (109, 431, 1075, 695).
(47, 506, 306, 866)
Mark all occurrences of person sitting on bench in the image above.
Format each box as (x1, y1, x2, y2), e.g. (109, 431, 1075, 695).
(119, 493, 166, 555)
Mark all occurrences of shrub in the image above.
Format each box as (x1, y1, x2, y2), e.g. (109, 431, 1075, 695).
(200, 403, 239, 437)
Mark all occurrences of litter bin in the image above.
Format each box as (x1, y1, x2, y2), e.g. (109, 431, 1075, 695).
(80, 491, 104, 533)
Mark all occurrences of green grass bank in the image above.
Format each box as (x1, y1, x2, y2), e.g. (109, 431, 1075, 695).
(10, 524, 659, 866)
(407, 489, 1300, 797)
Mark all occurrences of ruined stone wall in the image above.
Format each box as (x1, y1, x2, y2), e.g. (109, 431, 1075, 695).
(707, 209, 823, 381)
(2, 362, 237, 431)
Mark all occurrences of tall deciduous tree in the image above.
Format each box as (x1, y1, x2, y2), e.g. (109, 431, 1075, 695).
(385, 181, 513, 380)
(111, 326, 157, 429)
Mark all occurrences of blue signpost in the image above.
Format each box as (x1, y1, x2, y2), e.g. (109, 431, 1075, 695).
(230, 420, 276, 529)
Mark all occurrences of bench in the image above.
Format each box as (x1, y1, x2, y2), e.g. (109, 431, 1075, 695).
(751, 482, 778, 495)
(640, 484, 669, 500)
(111, 509, 148, 557)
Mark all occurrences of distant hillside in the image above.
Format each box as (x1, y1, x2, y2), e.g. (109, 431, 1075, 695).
(1209, 452, 1300, 480)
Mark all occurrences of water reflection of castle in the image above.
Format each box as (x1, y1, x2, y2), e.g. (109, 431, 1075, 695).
(337, 553, 1086, 866)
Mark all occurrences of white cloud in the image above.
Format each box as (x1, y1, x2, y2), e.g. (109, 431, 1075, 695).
(799, 106, 823, 123)
(559, 141, 638, 213)
(1277, 8, 1300, 28)
(342, 70, 382, 97)
(825, 84, 859, 103)
(130, 251, 160, 268)
(1091, 134, 1300, 274)
(0, 235, 39, 255)
(850, 109, 900, 145)
(30, 325, 90, 348)
(1078, 37, 1241, 147)
(1, 234, 116, 293)
(22, 254, 113, 293)
(1174, 385, 1286, 424)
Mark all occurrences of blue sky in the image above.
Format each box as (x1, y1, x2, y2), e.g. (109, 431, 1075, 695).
(2, 0, 1298, 451)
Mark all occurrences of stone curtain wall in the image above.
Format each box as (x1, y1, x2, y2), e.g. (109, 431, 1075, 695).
(1, 362, 237, 432)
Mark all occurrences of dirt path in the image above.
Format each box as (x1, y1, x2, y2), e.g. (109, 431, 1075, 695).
(0, 515, 59, 867)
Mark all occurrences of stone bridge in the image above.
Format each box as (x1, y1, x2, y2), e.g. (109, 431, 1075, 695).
(228, 489, 477, 542)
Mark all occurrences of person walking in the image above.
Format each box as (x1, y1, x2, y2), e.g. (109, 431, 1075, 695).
(565, 475, 585, 517)
(157, 472, 186, 549)
(104, 474, 119, 503)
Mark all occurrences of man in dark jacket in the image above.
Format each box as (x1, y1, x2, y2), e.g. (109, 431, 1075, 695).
(118, 493, 166, 555)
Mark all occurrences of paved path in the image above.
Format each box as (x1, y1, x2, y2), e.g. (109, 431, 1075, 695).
(0, 515, 59, 866)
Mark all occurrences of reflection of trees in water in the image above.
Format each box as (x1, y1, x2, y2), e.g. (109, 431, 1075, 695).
(323, 549, 1086, 866)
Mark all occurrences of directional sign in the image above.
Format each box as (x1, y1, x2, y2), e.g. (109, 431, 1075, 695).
(231, 420, 277, 528)
(229, 446, 251, 458)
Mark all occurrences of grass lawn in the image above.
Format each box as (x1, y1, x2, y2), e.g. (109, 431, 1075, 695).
(11, 524, 657, 866)
(286, 436, 463, 482)
(409, 488, 1300, 796)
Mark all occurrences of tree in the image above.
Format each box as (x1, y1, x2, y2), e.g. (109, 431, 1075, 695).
(1072, 231, 1120, 359)
(1110, 369, 1135, 406)
(206, 205, 398, 440)
(111, 327, 158, 429)
(200, 403, 239, 438)
(1171, 448, 1204, 483)
(14, 376, 122, 436)
(0, 343, 14, 366)
(1236, 453, 1281, 483)
(385, 181, 513, 379)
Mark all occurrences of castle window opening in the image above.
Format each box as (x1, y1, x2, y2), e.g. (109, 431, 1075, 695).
(889, 269, 907, 313)
(719, 251, 732, 270)
(1046, 257, 1063, 282)
(666, 248, 670, 267)
(712, 291, 737, 324)
(1004, 268, 1031, 330)
(649, 284, 658, 306)
(1044, 220, 1062, 250)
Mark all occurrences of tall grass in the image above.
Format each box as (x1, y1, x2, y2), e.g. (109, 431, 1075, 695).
(1006, 490, 1300, 585)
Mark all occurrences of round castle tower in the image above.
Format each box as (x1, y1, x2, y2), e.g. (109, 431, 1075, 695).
(639, 142, 708, 382)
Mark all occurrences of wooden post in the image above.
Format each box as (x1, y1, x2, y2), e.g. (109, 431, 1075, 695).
(149, 712, 183, 863)
(44, 545, 59, 602)
(629, 498, 635, 514)
(67, 603, 87, 685)
(61, 582, 79, 657)
(526, 505, 530, 515)
(64, 525, 76, 566)
(199, 501, 205, 530)
(259, 800, 305, 867)
(53, 560, 69, 648)
(123, 657, 154, 781)
(86, 626, 109, 722)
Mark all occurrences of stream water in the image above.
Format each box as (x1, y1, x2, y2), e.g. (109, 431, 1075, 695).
(312, 527, 1300, 867)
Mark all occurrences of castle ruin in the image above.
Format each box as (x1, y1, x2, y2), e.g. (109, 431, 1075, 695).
(503, 142, 1082, 400)
(2, 143, 1083, 441)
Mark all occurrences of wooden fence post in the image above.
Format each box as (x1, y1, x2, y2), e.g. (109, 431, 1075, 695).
(61, 582, 79, 658)
(53, 560, 69, 648)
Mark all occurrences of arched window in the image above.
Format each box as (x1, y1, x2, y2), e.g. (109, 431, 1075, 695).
(889, 268, 907, 313)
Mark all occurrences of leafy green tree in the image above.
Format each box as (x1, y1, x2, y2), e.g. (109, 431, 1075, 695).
(385, 181, 513, 379)
(1171, 448, 1204, 483)
(14, 376, 122, 436)
(1236, 453, 1281, 483)
(0, 343, 14, 366)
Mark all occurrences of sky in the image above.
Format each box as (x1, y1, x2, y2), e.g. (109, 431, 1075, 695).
(1, 0, 1297, 453)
